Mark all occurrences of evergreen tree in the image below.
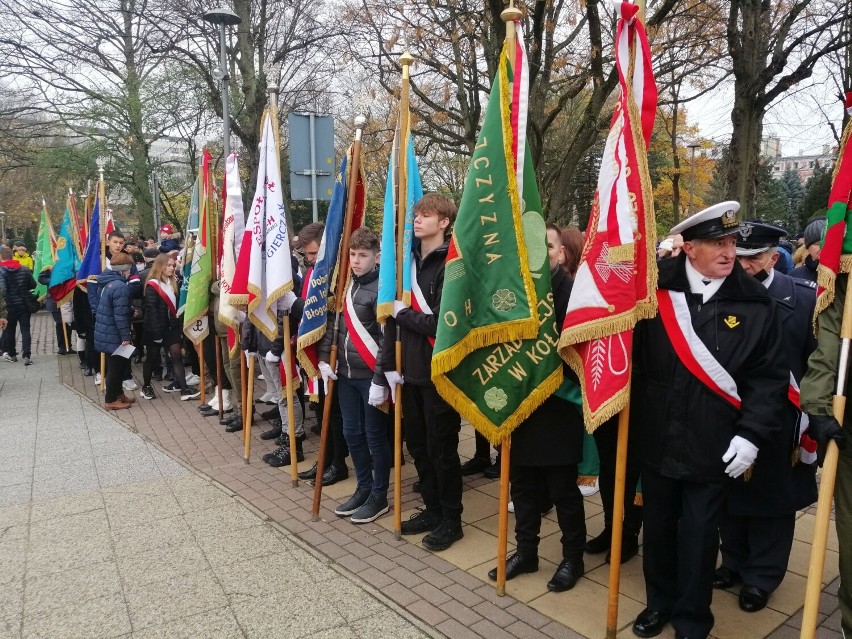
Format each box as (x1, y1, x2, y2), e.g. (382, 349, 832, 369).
(799, 161, 833, 227)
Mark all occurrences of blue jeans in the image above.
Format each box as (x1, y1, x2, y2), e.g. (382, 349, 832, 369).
(337, 376, 390, 496)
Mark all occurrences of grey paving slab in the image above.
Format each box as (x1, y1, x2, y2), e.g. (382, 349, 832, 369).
(1, 336, 429, 639)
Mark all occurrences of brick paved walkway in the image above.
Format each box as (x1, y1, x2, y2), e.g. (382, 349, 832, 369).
(14, 312, 844, 638)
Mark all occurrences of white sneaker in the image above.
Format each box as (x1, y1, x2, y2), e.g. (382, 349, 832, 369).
(94, 372, 102, 385)
(122, 379, 138, 391)
(508, 501, 515, 513)
(185, 373, 201, 386)
(579, 477, 600, 497)
(257, 373, 265, 380)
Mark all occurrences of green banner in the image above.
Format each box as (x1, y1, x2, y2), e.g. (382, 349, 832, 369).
(32, 208, 55, 301)
(183, 150, 213, 344)
(432, 52, 563, 444)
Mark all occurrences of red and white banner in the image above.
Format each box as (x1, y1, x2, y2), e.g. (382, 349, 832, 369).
(219, 152, 246, 356)
(788, 373, 818, 465)
(558, 2, 658, 430)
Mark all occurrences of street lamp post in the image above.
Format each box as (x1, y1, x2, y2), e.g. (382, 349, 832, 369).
(687, 143, 701, 217)
(0, 211, 6, 244)
(203, 8, 242, 158)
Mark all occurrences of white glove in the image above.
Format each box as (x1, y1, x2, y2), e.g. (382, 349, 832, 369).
(318, 361, 337, 393)
(244, 351, 257, 361)
(392, 300, 409, 318)
(722, 435, 759, 478)
(368, 382, 389, 407)
(384, 371, 404, 403)
(279, 291, 298, 312)
(265, 351, 280, 363)
(153, 339, 162, 344)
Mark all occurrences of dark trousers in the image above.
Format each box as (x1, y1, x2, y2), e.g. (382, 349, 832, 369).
(642, 468, 728, 639)
(338, 376, 390, 496)
(473, 430, 492, 460)
(719, 512, 795, 593)
(105, 354, 129, 402)
(203, 331, 229, 388)
(594, 415, 643, 535)
(51, 308, 72, 352)
(142, 338, 165, 387)
(3, 308, 32, 358)
(85, 329, 98, 370)
(511, 463, 586, 562)
(315, 383, 347, 469)
(403, 383, 463, 521)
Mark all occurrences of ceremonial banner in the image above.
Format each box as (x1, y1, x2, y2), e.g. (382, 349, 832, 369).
(76, 193, 102, 288)
(815, 95, 852, 315)
(376, 130, 423, 322)
(178, 174, 201, 316)
(296, 149, 366, 376)
(432, 24, 562, 444)
(558, 2, 658, 430)
(230, 111, 294, 340)
(183, 149, 213, 344)
(49, 198, 83, 304)
(32, 207, 56, 301)
(219, 152, 246, 356)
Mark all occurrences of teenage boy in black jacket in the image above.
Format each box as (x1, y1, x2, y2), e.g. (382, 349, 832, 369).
(373, 193, 464, 551)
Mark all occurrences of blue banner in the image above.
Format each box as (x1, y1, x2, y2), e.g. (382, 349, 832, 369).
(178, 176, 200, 316)
(377, 132, 422, 322)
(295, 154, 349, 377)
(76, 194, 101, 288)
(49, 206, 82, 303)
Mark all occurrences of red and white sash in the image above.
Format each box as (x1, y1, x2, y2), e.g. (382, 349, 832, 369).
(656, 289, 741, 410)
(788, 374, 818, 465)
(147, 279, 177, 316)
(343, 282, 380, 372)
(410, 257, 435, 347)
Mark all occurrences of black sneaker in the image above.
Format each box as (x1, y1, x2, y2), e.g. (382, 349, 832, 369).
(225, 417, 243, 433)
(260, 407, 280, 421)
(180, 387, 201, 401)
(162, 382, 181, 393)
(298, 462, 318, 481)
(263, 443, 304, 468)
(260, 426, 283, 440)
(141, 385, 156, 400)
(460, 456, 491, 476)
(335, 488, 371, 516)
(275, 431, 306, 446)
(422, 520, 464, 551)
(82, 367, 94, 377)
(351, 493, 389, 524)
(483, 459, 501, 479)
(400, 509, 442, 535)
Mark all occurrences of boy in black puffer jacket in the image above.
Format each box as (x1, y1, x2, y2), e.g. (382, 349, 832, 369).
(318, 228, 388, 524)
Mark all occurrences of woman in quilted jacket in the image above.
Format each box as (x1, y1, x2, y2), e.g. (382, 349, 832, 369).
(94, 252, 135, 410)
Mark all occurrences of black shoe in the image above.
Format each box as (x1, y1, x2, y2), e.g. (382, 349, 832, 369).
(606, 533, 639, 564)
(57, 349, 67, 355)
(260, 426, 283, 440)
(163, 371, 174, 381)
(483, 459, 501, 479)
(276, 431, 306, 446)
(713, 566, 740, 589)
(412, 481, 421, 493)
(221, 413, 240, 426)
(632, 608, 669, 638)
(739, 585, 769, 613)
(82, 367, 94, 377)
(264, 442, 304, 468)
(547, 558, 584, 592)
(400, 509, 442, 535)
(460, 456, 491, 476)
(298, 462, 318, 481)
(422, 519, 463, 551)
(310, 421, 322, 435)
(141, 385, 156, 400)
(152, 371, 163, 381)
(335, 487, 371, 516)
(319, 464, 348, 486)
(488, 552, 538, 581)
(225, 417, 243, 433)
(351, 493, 390, 524)
(260, 406, 279, 421)
(585, 527, 611, 554)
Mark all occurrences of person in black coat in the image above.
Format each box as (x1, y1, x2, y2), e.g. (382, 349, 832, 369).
(0, 247, 38, 364)
(486, 224, 586, 592)
(789, 218, 825, 284)
(141, 253, 191, 398)
(713, 223, 818, 612)
(630, 203, 788, 639)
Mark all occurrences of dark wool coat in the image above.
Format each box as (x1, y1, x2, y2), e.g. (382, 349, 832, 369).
(511, 266, 584, 467)
(631, 255, 788, 483)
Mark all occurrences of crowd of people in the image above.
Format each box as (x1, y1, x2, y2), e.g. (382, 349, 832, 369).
(0, 197, 848, 639)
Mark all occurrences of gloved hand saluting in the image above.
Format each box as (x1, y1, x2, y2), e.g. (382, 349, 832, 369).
(722, 435, 759, 478)
(807, 415, 846, 466)
(318, 361, 337, 394)
(368, 383, 389, 407)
